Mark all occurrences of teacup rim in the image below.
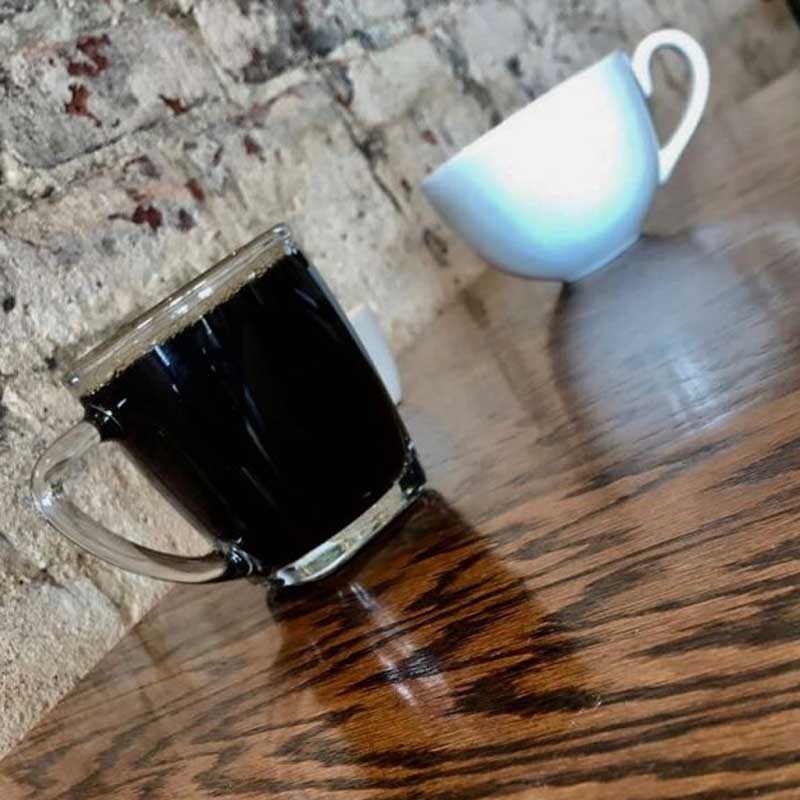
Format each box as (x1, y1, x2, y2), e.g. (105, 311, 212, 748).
(422, 49, 629, 188)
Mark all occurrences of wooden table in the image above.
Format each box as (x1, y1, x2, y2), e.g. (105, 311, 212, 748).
(5, 70, 800, 800)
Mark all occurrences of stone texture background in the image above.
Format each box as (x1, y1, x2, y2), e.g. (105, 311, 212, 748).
(1, 0, 798, 758)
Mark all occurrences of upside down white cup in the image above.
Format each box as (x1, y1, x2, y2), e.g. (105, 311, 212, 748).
(422, 29, 710, 283)
(348, 304, 402, 405)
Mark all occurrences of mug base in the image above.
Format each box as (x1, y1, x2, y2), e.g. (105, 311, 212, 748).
(569, 233, 640, 283)
(270, 445, 426, 587)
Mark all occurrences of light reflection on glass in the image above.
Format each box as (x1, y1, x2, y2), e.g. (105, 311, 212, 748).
(344, 581, 449, 708)
(153, 345, 171, 368)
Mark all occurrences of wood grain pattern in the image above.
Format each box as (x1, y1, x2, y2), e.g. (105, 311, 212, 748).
(5, 68, 800, 800)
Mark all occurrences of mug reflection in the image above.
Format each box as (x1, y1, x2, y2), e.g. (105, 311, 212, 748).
(266, 492, 594, 785)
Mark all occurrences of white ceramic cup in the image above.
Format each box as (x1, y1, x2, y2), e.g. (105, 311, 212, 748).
(348, 304, 402, 405)
(421, 29, 710, 282)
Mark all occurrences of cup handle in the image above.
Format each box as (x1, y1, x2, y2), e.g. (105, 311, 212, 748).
(31, 421, 255, 582)
(631, 29, 710, 185)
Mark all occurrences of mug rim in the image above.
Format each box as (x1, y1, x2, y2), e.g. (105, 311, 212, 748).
(422, 50, 628, 188)
(64, 223, 294, 398)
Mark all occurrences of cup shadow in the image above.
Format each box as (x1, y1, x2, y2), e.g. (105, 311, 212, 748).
(543, 232, 792, 485)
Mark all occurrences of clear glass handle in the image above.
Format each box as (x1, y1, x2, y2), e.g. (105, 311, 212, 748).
(30, 421, 244, 583)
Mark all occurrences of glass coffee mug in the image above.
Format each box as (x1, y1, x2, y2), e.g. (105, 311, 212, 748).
(31, 225, 425, 586)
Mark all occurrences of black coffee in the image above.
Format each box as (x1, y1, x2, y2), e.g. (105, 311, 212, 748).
(82, 250, 415, 570)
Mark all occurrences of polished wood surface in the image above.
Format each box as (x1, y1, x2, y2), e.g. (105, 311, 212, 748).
(5, 70, 800, 800)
